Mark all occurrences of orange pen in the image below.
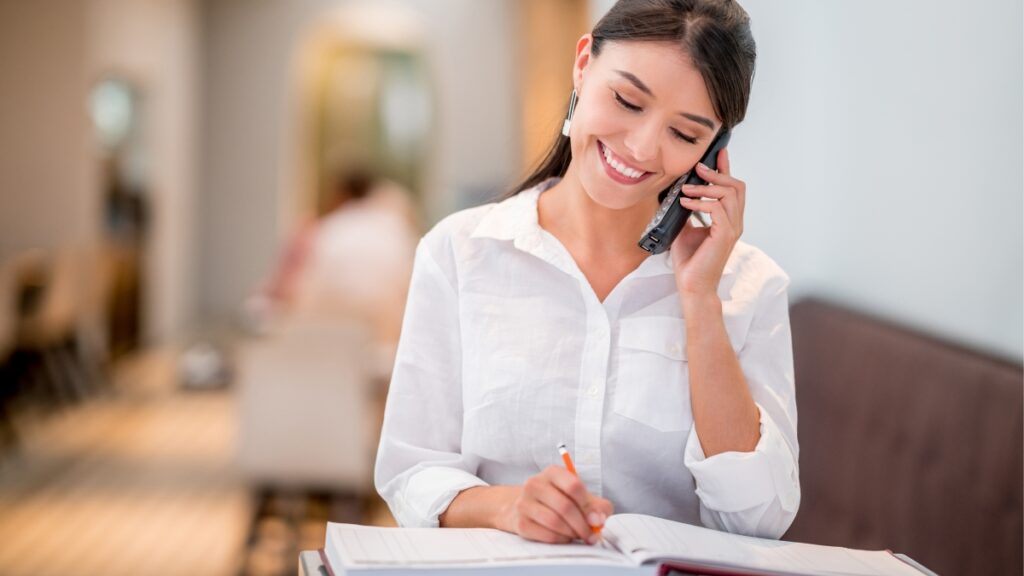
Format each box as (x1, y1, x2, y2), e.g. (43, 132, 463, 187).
(557, 443, 603, 538)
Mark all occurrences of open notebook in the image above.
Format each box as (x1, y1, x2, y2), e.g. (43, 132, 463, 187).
(320, 513, 935, 576)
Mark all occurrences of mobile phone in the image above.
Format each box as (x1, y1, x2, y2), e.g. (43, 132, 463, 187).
(638, 129, 732, 254)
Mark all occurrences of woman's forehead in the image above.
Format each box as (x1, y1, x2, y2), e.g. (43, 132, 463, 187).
(594, 40, 717, 122)
(599, 39, 694, 67)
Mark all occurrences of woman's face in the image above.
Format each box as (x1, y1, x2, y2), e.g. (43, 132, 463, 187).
(568, 37, 722, 211)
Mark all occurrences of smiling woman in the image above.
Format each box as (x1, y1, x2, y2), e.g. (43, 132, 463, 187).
(374, 0, 801, 547)
(510, 0, 755, 203)
(567, 39, 722, 205)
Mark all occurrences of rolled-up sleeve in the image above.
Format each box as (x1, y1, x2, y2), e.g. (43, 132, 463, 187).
(682, 271, 800, 539)
(374, 235, 487, 528)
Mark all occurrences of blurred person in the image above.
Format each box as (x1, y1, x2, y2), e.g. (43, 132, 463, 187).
(259, 170, 372, 307)
(291, 171, 419, 348)
(376, 0, 799, 546)
(248, 169, 419, 367)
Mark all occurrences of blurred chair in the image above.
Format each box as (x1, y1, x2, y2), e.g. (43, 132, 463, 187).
(783, 297, 1022, 576)
(236, 316, 375, 493)
(13, 246, 106, 407)
(289, 184, 417, 395)
(0, 259, 16, 359)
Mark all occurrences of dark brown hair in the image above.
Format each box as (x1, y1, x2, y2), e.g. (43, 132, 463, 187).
(506, 0, 756, 198)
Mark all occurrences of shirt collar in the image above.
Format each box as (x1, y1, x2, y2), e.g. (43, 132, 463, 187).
(469, 177, 739, 279)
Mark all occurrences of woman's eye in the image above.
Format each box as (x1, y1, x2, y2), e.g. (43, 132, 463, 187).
(613, 91, 642, 112)
(614, 90, 698, 145)
(671, 128, 698, 144)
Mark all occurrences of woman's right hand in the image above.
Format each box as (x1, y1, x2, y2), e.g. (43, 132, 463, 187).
(495, 465, 614, 544)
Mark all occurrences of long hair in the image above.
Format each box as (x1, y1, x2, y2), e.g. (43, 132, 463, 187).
(504, 0, 756, 198)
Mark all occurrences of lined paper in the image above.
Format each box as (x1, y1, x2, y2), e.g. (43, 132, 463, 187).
(327, 523, 627, 567)
(604, 514, 923, 576)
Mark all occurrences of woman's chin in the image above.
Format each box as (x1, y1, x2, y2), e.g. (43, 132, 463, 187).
(581, 174, 654, 212)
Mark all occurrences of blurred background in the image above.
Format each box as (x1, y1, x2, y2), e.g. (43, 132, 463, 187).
(0, 0, 1020, 575)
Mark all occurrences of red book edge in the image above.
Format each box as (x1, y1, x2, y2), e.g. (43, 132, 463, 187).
(657, 561, 772, 576)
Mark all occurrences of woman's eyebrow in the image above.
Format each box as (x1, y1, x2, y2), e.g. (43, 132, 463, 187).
(614, 69, 716, 131)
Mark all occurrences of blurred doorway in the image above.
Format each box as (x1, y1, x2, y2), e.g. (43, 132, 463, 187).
(90, 77, 149, 359)
(292, 7, 433, 223)
(519, 0, 589, 171)
(312, 47, 430, 211)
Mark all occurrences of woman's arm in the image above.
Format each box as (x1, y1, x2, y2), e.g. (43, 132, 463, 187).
(375, 237, 489, 527)
(679, 271, 801, 539)
(669, 152, 799, 538)
(683, 292, 761, 456)
(440, 485, 520, 529)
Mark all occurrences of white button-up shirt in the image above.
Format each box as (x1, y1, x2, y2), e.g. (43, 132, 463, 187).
(374, 178, 800, 539)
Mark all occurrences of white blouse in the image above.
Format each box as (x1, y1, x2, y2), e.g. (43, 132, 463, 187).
(374, 178, 800, 539)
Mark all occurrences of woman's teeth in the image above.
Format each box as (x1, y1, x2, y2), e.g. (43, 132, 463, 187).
(602, 143, 646, 179)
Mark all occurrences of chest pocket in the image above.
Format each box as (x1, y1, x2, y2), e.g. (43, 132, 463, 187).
(613, 312, 752, 433)
(613, 316, 692, 433)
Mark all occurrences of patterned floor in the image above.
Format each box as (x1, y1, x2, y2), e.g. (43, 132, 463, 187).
(0, 350, 393, 576)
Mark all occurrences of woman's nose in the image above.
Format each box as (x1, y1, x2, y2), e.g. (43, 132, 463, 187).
(623, 120, 660, 164)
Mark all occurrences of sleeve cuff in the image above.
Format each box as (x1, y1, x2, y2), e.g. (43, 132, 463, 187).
(684, 403, 799, 514)
(392, 466, 490, 528)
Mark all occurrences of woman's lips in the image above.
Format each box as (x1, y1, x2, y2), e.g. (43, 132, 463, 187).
(598, 140, 653, 185)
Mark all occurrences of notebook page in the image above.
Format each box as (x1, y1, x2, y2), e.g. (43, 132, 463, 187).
(603, 514, 922, 576)
(326, 523, 629, 568)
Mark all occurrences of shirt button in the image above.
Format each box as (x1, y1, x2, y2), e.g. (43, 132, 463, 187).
(587, 385, 599, 397)
(671, 343, 683, 356)
(582, 452, 597, 464)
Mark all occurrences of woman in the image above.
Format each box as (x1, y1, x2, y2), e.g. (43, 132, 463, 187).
(374, 0, 799, 545)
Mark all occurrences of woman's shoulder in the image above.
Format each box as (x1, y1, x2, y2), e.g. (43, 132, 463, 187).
(420, 201, 499, 255)
(420, 188, 534, 253)
(729, 239, 791, 290)
(415, 196, 520, 282)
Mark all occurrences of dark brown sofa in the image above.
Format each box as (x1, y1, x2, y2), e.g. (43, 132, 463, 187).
(782, 298, 1022, 575)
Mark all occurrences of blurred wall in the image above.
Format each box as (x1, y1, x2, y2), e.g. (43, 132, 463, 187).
(0, 0, 97, 255)
(198, 0, 521, 325)
(519, 0, 589, 171)
(738, 0, 1022, 363)
(588, 0, 1023, 362)
(87, 0, 201, 345)
(0, 0, 200, 346)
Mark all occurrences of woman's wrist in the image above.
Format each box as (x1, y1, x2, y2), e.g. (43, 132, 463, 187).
(681, 290, 722, 317)
(439, 485, 521, 530)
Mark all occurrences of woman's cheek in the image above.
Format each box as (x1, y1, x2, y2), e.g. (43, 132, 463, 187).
(582, 105, 624, 136)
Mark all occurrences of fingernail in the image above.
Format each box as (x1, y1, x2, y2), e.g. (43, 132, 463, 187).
(697, 162, 709, 171)
(588, 512, 601, 526)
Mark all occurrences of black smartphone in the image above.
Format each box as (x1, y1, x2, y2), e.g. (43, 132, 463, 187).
(638, 129, 732, 254)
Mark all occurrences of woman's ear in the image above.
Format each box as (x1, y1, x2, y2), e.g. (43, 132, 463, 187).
(572, 34, 593, 92)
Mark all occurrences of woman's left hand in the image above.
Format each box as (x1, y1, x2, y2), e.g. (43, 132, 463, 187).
(670, 147, 746, 297)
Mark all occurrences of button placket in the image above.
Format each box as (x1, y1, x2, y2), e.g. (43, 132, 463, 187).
(573, 300, 609, 495)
